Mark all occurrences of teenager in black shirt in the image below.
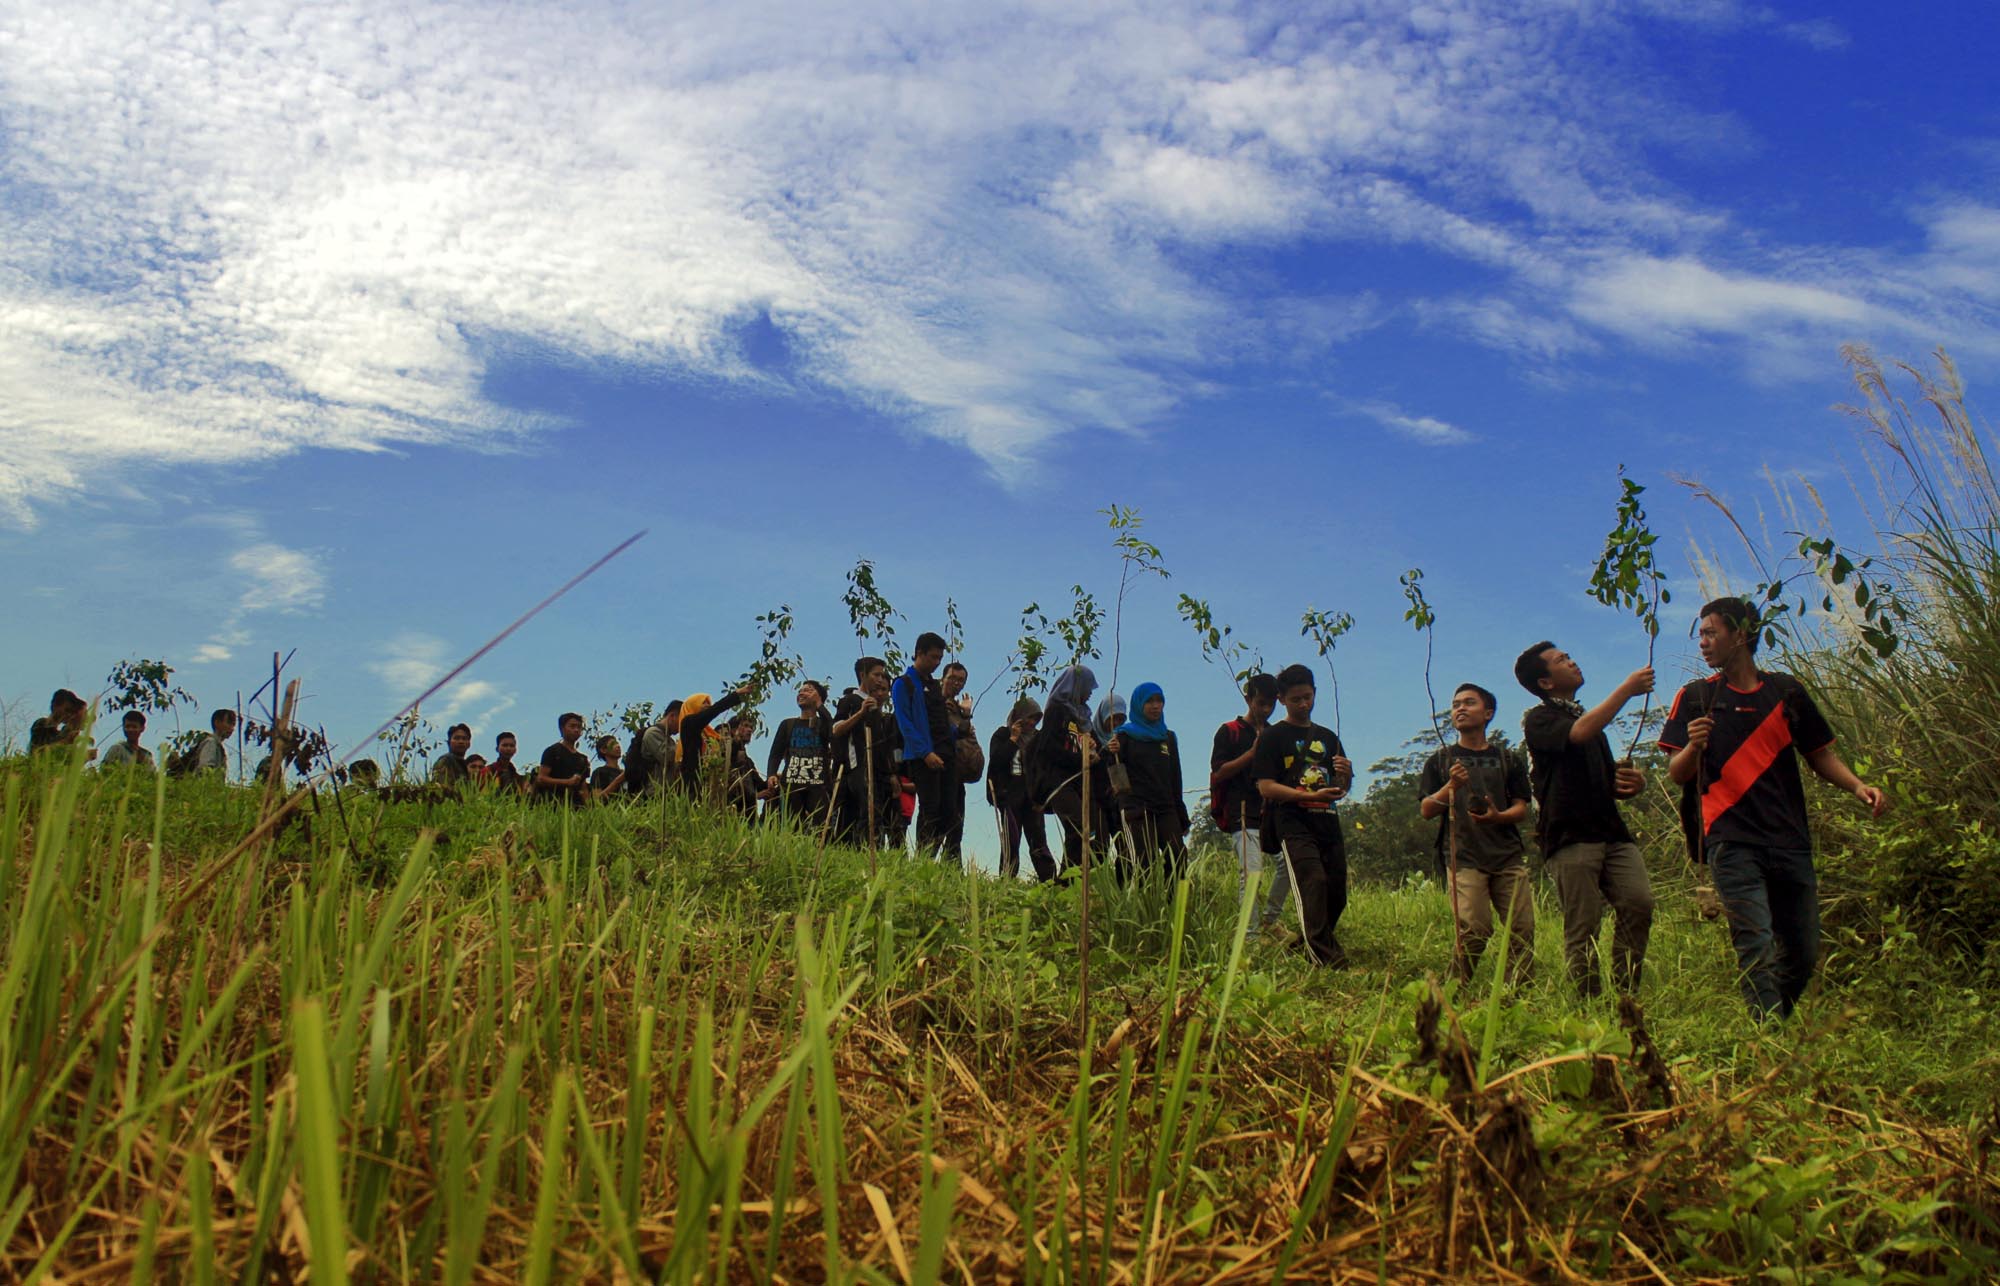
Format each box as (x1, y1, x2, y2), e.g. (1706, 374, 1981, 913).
(1211, 673, 1278, 898)
(1109, 682, 1190, 882)
(589, 735, 625, 797)
(725, 714, 768, 820)
(1514, 642, 1654, 998)
(1034, 666, 1108, 876)
(1252, 664, 1353, 966)
(536, 713, 592, 807)
(1418, 683, 1535, 984)
(488, 732, 524, 795)
(767, 681, 836, 825)
(1660, 596, 1888, 1019)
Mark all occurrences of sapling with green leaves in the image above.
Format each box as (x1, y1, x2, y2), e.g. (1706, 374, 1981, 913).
(1403, 567, 1463, 962)
(1588, 468, 1673, 759)
(842, 559, 904, 671)
(104, 658, 194, 731)
(1299, 607, 1355, 739)
(735, 603, 805, 711)
(1101, 504, 1169, 699)
(1176, 594, 1264, 694)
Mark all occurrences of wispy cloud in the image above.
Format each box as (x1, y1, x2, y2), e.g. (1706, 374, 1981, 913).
(1354, 402, 1477, 447)
(367, 632, 515, 726)
(192, 541, 328, 663)
(0, 0, 1987, 519)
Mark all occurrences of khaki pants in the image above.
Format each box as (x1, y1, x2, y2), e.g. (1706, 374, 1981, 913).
(1548, 840, 1654, 998)
(1450, 861, 1535, 985)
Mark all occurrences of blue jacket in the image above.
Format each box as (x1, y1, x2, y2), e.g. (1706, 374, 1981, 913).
(891, 666, 952, 763)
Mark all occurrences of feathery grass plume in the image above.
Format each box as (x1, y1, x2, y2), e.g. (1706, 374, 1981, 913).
(1588, 466, 1673, 758)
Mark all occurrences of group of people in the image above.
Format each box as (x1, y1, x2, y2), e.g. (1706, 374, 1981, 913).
(25, 597, 1887, 1020)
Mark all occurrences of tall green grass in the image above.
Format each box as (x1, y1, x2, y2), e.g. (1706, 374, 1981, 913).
(0, 734, 1992, 1280)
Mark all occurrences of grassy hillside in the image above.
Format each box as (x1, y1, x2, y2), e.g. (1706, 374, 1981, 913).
(1, 750, 1994, 1283)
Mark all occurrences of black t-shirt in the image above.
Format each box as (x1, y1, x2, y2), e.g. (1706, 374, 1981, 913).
(1118, 731, 1188, 823)
(987, 725, 1029, 804)
(1251, 721, 1347, 838)
(1659, 673, 1833, 851)
(1418, 744, 1532, 873)
(590, 764, 621, 793)
(540, 742, 591, 801)
(29, 717, 67, 752)
(1209, 718, 1265, 831)
(832, 692, 900, 786)
(769, 713, 834, 790)
(1521, 702, 1632, 855)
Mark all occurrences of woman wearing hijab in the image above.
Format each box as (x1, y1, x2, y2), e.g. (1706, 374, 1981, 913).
(1110, 682, 1191, 882)
(1030, 666, 1108, 875)
(676, 686, 750, 797)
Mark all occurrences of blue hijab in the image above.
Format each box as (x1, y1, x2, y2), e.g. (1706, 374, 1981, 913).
(1121, 682, 1171, 742)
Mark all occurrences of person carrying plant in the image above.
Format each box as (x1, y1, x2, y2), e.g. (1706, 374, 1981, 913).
(1252, 664, 1353, 966)
(988, 697, 1057, 881)
(1108, 682, 1190, 883)
(1418, 683, 1535, 985)
(725, 713, 768, 820)
(1513, 642, 1654, 999)
(170, 707, 236, 777)
(99, 709, 155, 772)
(891, 632, 956, 861)
(767, 681, 835, 824)
(832, 657, 900, 847)
(534, 713, 592, 806)
(1034, 665, 1108, 877)
(1659, 596, 1888, 1020)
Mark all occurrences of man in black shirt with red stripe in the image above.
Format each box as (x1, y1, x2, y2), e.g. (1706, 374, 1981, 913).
(1660, 596, 1888, 1020)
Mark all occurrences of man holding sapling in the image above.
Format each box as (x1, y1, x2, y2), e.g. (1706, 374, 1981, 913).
(892, 632, 957, 861)
(1659, 596, 1888, 1021)
(1252, 664, 1354, 967)
(1419, 684, 1535, 985)
(767, 681, 835, 824)
(1514, 643, 1655, 999)
(29, 688, 90, 755)
(833, 656, 901, 847)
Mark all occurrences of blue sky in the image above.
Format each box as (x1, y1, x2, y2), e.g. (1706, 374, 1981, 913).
(4, 0, 1997, 863)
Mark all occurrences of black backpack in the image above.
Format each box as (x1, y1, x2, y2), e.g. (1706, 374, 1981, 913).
(624, 729, 656, 794)
(166, 736, 209, 779)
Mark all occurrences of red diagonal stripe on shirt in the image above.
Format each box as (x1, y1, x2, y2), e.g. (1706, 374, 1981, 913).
(1702, 700, 1792, 833)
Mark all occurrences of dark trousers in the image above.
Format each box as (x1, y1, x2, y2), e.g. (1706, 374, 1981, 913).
(941, 777, 966, 863)
(1276, 817, 1348, 965)
(1043, 784, 1106, 875)
(998, 798, 1056, 881)
(1118, 806, 1187, 883)
(1708, 841, 1819, 1020)
(838, 773, 895, 848)
(904, 759, 953, 860)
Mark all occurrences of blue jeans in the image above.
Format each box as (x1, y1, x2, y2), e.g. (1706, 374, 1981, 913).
(1707, 841, 1819, 1020)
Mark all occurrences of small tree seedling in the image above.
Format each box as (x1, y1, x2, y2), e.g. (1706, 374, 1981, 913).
(1403, 567, 1463, 965)
(1588, 467, 1672, 759)
(1300, 606, 1356, 739)
(1102, 504, 1169, 699)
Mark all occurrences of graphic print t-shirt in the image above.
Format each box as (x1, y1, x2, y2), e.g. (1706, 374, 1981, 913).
(771, 715, 833, 789)
(1418, 744, 1532, 873)
(1251, 721, 1346, 836)
(1659, 673, 1832, 851)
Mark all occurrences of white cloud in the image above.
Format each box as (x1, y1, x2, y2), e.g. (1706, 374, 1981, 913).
(1568, 255, 1871, 342)
(368, 631, 515, 724)
(0, 0, 1986, 516)
(193, 539, 328, 663)
(1355, 402, 1476, 447)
